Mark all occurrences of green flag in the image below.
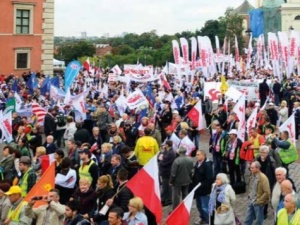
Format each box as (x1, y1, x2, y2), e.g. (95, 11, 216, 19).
(5, 98, 15, 113)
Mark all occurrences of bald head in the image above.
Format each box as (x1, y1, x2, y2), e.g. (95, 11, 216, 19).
(148, 123, 155, 130)
(281, 180, 293, 196)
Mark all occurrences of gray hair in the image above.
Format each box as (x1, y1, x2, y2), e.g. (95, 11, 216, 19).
(286, 193, 298, 207)
(178, 146, 187, 154)
(275, 167, 287, 176)
(252, 161, 261, 169)
(216, 173, 230, 184)
(259, 145, 270, 154)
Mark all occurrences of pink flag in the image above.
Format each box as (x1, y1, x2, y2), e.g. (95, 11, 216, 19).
(279, 113, 296, 145)
(166, 183, 200, 225)
(186, 100, 204, 130)
(126, 155, 162, 224)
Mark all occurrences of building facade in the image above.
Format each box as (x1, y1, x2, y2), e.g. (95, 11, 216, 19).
(281, 0, 300, 32)
(0, 0, 54, 76)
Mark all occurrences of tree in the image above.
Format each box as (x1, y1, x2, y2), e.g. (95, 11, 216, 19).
(55, 40, 95, 64)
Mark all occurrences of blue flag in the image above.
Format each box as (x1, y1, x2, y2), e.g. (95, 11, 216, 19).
(144, 84, 155, 107)
(249, 9, 264, 38)
(12, 79, 19, 93)
(26, 73, 38, 94)
(51, 76, 60, 88)
(40, 76, 50, 96)
(64, 60, 81, 91)
(138, 108, 148, 123)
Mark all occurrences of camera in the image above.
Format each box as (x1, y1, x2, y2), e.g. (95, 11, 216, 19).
(32, 196, 43, 201)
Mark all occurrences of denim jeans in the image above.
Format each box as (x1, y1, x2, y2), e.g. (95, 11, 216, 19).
(274, 94, 280, 106)
(244, 202, 265, 225)
(192, 133, 200, 150)
(196, 195, 210, 223)
(213, 154, 223, 178)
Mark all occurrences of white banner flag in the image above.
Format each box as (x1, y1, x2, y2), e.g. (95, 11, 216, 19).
(125, 89, 148, 109)
(233, 94, 246, 142)
(279, 113, 296, 145)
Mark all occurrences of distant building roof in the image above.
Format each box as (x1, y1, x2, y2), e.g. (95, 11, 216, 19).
(234, 0, 255, 15)
(95, 44, 110, 48)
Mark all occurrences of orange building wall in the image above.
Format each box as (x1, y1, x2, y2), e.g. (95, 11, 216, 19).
(0, 0, 45, 76)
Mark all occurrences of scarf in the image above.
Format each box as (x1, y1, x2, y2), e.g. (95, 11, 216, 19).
(208, 184, 227, 215)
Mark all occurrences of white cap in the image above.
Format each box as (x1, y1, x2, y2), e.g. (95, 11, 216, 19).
(228, 129, 238, 135)
(172, 110, 179, 114)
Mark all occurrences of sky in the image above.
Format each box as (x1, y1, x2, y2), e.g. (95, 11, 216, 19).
(54, 0, 257, 37)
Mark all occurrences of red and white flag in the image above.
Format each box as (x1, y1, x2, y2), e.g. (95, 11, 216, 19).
(166, 183, 201, 225)
(40, 153, 55, 174)
(186, 100, 204, 130)
(32, 102, 47, 125)
(180, 37, 189, 64)
(111, 65, 122, 75)
(126, 155, 162, 224)
(172, 40, 181, 64)
(233, 94, 246, 142)
(246, 107, 258, 135)
(83, 57, 90, 72)
(190, 37, 197, 70)
(0, 110, 13, 143)
(125, 89, 148, 109)
(279, 113, 296, 145)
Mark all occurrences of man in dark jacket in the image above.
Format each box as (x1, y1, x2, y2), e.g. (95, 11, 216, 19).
(170, 146, 194, 210)
(259, 79, 270, 107)
(193, 150, 214, 225)
(158, 140, 176, 206)
(266, 102, 279, 126)
(43, 108, 57, 136)
(65, 200, 91, 225)
(203, 96, 213, 128)
(74, 122, 90, 144)
(106, 168, 133, 213)
(272, 79, 282, 106)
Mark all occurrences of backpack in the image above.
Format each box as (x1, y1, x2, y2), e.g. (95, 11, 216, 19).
(57, 113, 66, 127)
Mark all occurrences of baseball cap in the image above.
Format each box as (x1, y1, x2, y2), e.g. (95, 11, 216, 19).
(228, 129, 238, 135)
(19, 156, 31, 164)
(5, 186, 22, 196)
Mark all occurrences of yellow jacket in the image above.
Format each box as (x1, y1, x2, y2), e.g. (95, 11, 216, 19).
(134, 136, 159, 166)
(277, 208, 300, 225)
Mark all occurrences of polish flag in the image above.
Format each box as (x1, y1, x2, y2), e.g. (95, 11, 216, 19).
(126, 154, 162, 224)
(186, 100, 204, 130)
(40, 153, 55, 174)
(166, 183, 200, 225)
(279, 113, 296, 145)
(160, 73, 171, 91)
(32, 102, 47, 125)
(83, 57, 90, 72)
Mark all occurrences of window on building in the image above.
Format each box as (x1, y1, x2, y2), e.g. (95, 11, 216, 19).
(16, 9, 30, 34)
(15, 49, 31, 69)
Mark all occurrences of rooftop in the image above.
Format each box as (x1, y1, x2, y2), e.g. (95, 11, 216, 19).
(234, 0, 255, 15)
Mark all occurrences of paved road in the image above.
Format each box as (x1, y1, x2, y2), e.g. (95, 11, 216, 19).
(162, 130, 300, 225)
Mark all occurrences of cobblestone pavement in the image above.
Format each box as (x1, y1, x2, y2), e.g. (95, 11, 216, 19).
(162, 130, 300, 225)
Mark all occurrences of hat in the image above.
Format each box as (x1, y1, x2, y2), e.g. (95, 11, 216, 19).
(19, 156, 31, 165)
(172, 110, 179, 114)
(78, 148, 90, 154)
(5, 186, 22, 196)
(268, 102, 274, 106)
(228, 129, 238, 135)
(0, 183, 11, 193)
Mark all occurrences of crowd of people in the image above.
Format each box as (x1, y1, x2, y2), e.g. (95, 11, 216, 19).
(0, 68, 299, 225)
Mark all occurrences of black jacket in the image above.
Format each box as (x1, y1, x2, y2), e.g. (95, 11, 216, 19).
(158, 148, 176, 178)
(192, 158, 214, 196)
(93, 187, 115, 222)
(43, 142, 57, 155)
(44, 113, 56, 136)
(65, 214, 91, 225)
(259, 81, 270, 97)
(113, 182, 134, 212)
(74, 128, 90, 144)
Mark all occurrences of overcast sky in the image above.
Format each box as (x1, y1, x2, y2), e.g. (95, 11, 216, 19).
(54, 0, 257, 37)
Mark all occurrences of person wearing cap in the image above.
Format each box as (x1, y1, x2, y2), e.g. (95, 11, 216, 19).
(0, 182, 11, 225)
(134, 128, 159, 167)
(169, 146, 193, 210)
(78, 148, 98, 190)
(24, 189, 65, 225)
(18, 156, 36, 198)
(224, 129, 243, 185)
(4, 185, 32, 225)
(266, 102, 279, 126)
(164, 126, 180, 150)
